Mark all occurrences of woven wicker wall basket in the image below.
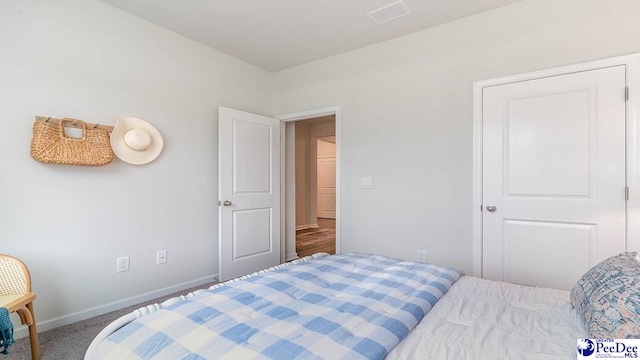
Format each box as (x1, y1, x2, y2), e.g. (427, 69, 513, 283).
(30, 119, 114, 166)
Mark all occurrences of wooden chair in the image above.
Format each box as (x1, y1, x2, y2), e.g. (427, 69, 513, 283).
(0, 254, 39, 360)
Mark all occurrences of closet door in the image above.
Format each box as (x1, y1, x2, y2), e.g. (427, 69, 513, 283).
(482, 65, 626, 290)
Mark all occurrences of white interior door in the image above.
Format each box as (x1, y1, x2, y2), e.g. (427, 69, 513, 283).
(219, 106, 281, 281)
(482, 65, 626, 290)
(316, 138, 336, 219)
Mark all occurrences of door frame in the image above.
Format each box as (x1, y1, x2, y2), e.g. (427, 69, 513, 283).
(277, 106, 341, 262)
(472, 53, 640, 277)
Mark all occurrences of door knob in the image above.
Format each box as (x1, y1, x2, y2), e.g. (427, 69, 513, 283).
(223, 200, 232, 206)
(486, 204, 497, 212)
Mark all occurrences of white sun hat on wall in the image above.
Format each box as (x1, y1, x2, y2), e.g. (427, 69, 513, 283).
(110, 116, 163, 165)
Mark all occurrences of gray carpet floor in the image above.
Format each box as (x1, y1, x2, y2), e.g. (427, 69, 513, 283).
(6, 282, 218, 360)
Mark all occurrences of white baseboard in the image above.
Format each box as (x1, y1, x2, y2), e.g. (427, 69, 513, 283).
(285, 252, 299, 262)
(13, 274, 218, 339)
(296, 224, 319, 231)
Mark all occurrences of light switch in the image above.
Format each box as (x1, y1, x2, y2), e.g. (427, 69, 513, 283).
(360, 177, 373, 189)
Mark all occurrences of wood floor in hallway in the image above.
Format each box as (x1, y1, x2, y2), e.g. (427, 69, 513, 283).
(296, 218, 335, 258)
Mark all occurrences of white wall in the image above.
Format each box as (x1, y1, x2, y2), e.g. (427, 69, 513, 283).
(295, 122, 311, 227)
(0, 0, 272, 333)
(272, 0, 640, 274)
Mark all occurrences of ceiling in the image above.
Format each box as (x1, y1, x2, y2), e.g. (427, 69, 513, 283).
(98, 0, 525, 72)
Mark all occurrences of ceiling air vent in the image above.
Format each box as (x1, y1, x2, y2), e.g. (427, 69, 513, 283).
(367, 1, 412, 25)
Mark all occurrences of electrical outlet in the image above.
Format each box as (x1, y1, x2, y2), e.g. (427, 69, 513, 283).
(416, 250, 427, 263)
(117, 256, 130, 272)
(157, 250, 167, 265)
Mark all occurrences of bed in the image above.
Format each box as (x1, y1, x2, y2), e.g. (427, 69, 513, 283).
(85, 252, 640, 359)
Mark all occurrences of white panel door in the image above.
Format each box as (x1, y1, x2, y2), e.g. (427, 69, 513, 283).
(317, 139, 336, 219)
(219, 107, 281, 281)
(482, 66, 626, 290)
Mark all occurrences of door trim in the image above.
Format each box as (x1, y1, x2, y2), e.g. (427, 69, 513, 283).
(276, 106, 341, 261)
(472, 53, 640, 277)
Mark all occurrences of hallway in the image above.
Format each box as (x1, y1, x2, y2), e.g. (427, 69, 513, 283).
(296, 219, 336, 258)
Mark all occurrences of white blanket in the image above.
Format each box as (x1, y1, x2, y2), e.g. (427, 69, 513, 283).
(386, 276, 587, 359)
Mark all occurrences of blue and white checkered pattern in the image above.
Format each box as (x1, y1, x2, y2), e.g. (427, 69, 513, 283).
(91, 253, 463, 360)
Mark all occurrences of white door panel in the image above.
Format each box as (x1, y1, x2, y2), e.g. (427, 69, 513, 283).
(502, 220, 594, 290)
(317, 139, 336, 219)
(506, 89, 592, 196)
(482, 66, 626, 290)
(233, 120, 273, 193)
(219, 107, 281, 281)
(233, 208, 272, 258)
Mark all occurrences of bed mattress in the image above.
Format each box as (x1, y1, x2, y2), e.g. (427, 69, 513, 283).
(386, 276, 588, 359)
(86, 253, 463, 360)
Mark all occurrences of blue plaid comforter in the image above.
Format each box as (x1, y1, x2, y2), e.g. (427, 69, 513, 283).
(91, 253, 463, 359)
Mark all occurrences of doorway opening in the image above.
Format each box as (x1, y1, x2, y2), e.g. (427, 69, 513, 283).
(295, 115, 336, 257)
(293, 116, 336, 258)
(276, 106, 341, 261)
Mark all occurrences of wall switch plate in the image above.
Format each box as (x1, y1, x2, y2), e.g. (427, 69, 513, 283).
(117, 256, 130, 272)
(360, 177, 373, 189)
(157, 250, 167, 264)
(416, 250, 427, 263)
